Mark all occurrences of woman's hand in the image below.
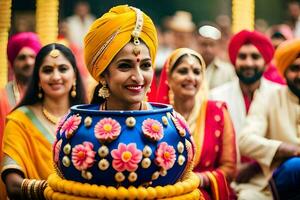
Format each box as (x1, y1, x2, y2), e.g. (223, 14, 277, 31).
(4, 172, 23, 199)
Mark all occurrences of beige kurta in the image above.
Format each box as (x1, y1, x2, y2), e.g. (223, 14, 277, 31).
(205, 57, 236, 90)
(234, 87, 300, 200)
(209, 78, 282, 134)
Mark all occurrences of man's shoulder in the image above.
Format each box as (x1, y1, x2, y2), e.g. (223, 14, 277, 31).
(258, 78, 283, 97)
(262, 78, 283, 89)
(210, 79, 238, 94)
(254, 83, 286, 106)
(209, 79, 240, 102)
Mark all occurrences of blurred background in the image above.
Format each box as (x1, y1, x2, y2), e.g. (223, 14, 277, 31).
(2, 0, 298, 88)
(11, 0, 287, 34)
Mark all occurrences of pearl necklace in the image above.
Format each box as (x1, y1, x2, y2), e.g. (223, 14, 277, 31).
(42, 106, 59, 124)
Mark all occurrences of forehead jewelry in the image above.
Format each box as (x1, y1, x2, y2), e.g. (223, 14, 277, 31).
(49, 49, 60, 58)
(186, 54, 195, 65)
(130, 7, 144, 57)
(133, 46, 141, 57)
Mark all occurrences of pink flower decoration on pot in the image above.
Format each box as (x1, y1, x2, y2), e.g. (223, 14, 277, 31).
(185, 139, 194, 162)
(53, 139, 62, 163)
(94, 118, 121, 142)
(172, 112, 190, 135)
(57, 114, 68, 136)
(190, 136, 196, 161)
(155, 142, 176, 170)
(61, 114, 82, 138)
(111, 143, 142, 172)
(72, 142, 96, 171)
(142, 118, 164, 141)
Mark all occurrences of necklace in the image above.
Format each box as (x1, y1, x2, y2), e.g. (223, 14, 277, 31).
(42, 106, 59, 124)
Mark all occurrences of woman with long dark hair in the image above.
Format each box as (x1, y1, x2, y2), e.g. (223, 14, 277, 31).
(1, 43, 87, 199)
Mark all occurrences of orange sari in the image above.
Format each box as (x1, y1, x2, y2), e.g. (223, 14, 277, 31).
(0, 106, 55, 199)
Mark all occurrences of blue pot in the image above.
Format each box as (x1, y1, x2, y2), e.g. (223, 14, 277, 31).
(53, 103, 194, 187)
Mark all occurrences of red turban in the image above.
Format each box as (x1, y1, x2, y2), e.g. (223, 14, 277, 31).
(7, 32, 42, 65)
(228, 30, 274, 65)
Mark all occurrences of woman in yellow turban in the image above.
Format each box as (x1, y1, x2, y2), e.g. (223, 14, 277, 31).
(84, 5, 158, 110)
(44, 5, 202, 200)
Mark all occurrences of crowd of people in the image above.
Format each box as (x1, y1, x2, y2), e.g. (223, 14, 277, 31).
(0, 1, 300, 200)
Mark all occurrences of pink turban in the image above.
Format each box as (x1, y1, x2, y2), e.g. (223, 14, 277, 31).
(7, 32, 42, 65)
(228, 30, 274, 65)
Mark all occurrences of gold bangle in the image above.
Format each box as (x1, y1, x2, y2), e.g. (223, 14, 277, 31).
(37, 181, 43, 199)
(28, 179, 36, 200)
(38, 180, 48, 199)
(21, 179, 30, 199)
(26, 180, 33, 199)
(34, 180, 41, 199)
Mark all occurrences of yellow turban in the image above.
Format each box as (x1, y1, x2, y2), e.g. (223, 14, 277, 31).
(275, 39, 300, 77)
(84, 5, 158, 81)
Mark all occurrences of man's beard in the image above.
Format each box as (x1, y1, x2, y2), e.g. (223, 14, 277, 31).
(236, 67, 264, 85)
(286, 77, 300, 98)
(14, 65, 32, 85)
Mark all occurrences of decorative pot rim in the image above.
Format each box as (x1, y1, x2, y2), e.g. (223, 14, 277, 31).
(70, 102, 173, 115)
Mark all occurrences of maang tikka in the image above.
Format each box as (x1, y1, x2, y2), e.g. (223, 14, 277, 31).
(130, 7, 143, 56)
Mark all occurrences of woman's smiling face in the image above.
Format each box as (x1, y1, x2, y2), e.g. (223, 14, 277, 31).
(168, 55, 203, 100)
(39, 52, 76, 100)
(103, 42, 153, 109)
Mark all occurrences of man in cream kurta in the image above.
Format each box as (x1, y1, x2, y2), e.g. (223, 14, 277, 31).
(209, 78, 281, 135)
(210, 78, 280, 200)
(209, 29, 281, 134)
(209, 30, 283, 200)
(237, 87, 299, 199)
(236, 38, 300, 200)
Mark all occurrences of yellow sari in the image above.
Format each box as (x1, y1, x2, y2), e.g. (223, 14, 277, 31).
(0, 106, 55, 198)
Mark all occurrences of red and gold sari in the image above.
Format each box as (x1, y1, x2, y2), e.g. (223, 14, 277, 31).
(193, 100, 237, 200)
(156, 48, 237, 200)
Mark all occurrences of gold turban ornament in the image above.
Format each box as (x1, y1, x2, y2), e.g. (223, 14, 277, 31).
(84, 5, 158, 81)
(274, 39, 300, 77)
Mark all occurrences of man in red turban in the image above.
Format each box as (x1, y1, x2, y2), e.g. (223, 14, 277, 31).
(210, 29, 282, 199)
(230, 39, 300, 200)
(228, 30, 274, 66)
(0, 32, 42, 157)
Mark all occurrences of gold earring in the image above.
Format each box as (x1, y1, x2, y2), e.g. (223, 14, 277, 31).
(38, 85, 43, 99)
(98, 81, 110, 98)
(71, 82, 76, 98)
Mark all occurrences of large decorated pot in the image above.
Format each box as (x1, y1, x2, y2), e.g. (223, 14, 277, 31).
(44, 103, 202, 200)
(46, 103, 201, 199)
